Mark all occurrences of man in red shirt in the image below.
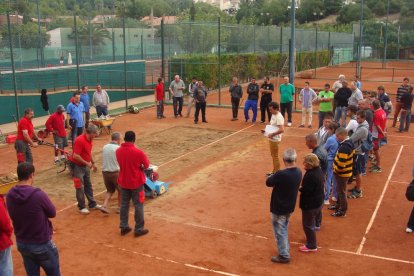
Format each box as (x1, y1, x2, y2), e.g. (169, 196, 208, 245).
(71, 125, 104, 215)
(15, 108, 41, 164)
(0, 194, 13, 275)
(370, 100, 387, 173)
(116, 131, 150, 237)
(45, 105, 68, 163)
(154, 77, 165, 119)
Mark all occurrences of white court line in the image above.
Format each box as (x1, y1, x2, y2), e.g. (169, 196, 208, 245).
(356, 145, 404, 255)
(330, 248, 414, 265)
(390, 180, 409, 184)
(97, 241, 240, 276)
(158, 124, 255, 168)
(57, 189, 107, 213)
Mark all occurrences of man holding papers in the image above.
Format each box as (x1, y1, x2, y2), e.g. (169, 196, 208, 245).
(262, 102, 285, 175)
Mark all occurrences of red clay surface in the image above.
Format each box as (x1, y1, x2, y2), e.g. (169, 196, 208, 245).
(2, 60, 414, 275)
(2, 99, 414, 275)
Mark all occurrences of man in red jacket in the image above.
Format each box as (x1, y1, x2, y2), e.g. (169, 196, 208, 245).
(116, 131, 150, 237)
(0, 194, 13, 276)
(45, 105, 68, 163)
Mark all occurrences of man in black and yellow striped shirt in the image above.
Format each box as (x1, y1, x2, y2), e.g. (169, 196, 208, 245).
(328, 127, 354, 217)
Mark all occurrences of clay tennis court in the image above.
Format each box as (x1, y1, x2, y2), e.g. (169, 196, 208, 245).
(1, 59, 413, 275)
(3, 96, 414, 275)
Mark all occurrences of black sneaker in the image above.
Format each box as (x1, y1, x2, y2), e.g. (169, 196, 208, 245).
(271, 255, 290, 264)
(134, 229, 149, 237)
(266, 172, 273, 177)
(347, 187, 357, 192)
(327, 204, 339, 210)
(121, 227, 132, 236)
(331, 211, 346, 217)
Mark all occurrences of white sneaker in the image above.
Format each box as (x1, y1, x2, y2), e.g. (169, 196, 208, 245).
(406, 227, 413, 233)
(331, 197, 338, 202)
(287, 122, 292, 127)
(79, 208, 90, 215)
(91, 204, 104, 211)
(324, 199, 330, 205)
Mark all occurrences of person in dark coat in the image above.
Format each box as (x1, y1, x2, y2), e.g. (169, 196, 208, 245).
(299, 153, 325, 252)
(40, 89, 50, 115)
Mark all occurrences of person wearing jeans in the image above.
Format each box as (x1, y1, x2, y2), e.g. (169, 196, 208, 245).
(93, 84, 110, 118)
(154, 77, 165, 119)
(244, 77, 260, 123)
(392, 77, 411, 128)
(169, 75, 185, 118)
(71, 125, 104, 214)
(116, 131, 150, 237)
(0, 195, 13, 276)
(6, 162, 61, 276)
(398, 86, 414, 132)
(266, 148, 302, 263)
(66, 92, 85, 147)
(298, 82, 317, 128)
(17, 241, 60, 276)
(324, 122, 339, 204)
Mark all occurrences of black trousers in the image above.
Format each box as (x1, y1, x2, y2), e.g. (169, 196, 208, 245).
(231, 97, 240, 119)
(173, 96, 183, 116)
(301, 205, 322, 249)
(280, 101, 293, 123)
(260, 99, 272, 122)
(194, 101, 206, 122)
(408, 206, 414, 229)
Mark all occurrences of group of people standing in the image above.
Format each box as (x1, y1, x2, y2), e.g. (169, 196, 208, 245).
(154, 75, 208, 124)
(263, 74, 414, 264)
(2, 126, 151, 275)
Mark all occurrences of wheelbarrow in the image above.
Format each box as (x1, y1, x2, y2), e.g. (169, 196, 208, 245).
(90, 117, 115, 136)
(0, 180, 18, 195)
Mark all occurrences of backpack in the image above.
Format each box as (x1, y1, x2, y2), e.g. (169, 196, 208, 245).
(361, 131, 373, 152)
(406, 179, 414, 201)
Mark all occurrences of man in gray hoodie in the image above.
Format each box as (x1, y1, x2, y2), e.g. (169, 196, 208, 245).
(349, 110, 369, 199)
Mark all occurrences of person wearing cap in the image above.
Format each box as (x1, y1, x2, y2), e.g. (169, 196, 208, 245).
(45, 105, 68, 164)
(70, 125, 105, 215)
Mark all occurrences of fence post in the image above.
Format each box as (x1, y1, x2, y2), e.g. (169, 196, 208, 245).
(112, 29, 115, 62)
(7, 11, 20, 119)
(141, 34, 144, 60)
(280, 27, 283, 53)
(74, 14, 81, 91)
(161, 19, 165, 81)
(122, 6, 128, 109)
(253, 25, 256, 53)
(218, 16, 221, 106)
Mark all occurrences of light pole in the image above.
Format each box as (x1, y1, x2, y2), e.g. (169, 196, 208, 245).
(357, 0, 364, 77)
(383, 0, 390, 67)
(36, 0, 44, 68)
(288, 1, 297, 85)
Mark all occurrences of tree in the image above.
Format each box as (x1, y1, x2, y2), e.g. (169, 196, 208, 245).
(296, 0, 325, 24)
(337, 3, 374, 24)
(324, 0, 342, 14)
(68, 22, 111, 46)
(0, 22, 50, 49)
